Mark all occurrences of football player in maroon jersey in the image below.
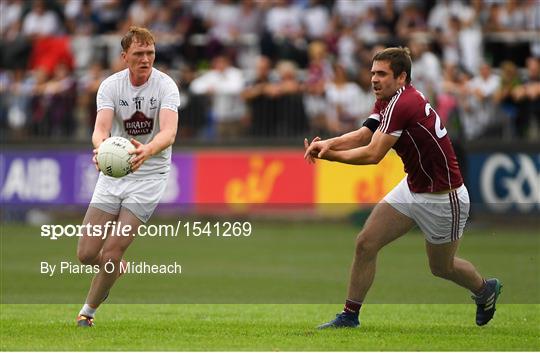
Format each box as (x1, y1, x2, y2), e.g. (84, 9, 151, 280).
(305, 47, 501, 329)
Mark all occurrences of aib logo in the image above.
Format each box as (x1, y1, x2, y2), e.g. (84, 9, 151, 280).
(225, 156, 284, 204)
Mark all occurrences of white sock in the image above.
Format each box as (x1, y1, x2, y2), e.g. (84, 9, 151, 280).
(79, 304, 97, 318)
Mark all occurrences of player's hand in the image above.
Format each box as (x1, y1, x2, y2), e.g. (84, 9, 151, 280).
(92, 148, 99, 171)
(316, 139, 332, 159)
(129, 138, 153, 172)
(304, 136, 321, 164)
(93, 138, 107, 171)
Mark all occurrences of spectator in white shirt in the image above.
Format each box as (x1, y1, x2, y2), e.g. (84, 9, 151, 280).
(427, 0, 470, 34)
(206, 0, 241, 44)
(21, 0, 62, 37)
(190, 55, 246, 139)
(409, 37, 442, 102)
(261, 0, 307, 66)
(459, 62, 501, 140)
(458, 11, 483, 75)
(325, 63, 365, 135)
(265, 0, 303, 39)
(0, 0, 23, 38)
(302, 0, 330, 41)
(333, 0, 384, 27)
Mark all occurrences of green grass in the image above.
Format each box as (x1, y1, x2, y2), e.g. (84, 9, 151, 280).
(1, 221, 539, 350)
(1, 304, 539, 350)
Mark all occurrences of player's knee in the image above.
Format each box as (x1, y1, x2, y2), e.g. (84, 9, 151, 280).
(354, 235, 379, 259)
(100, 249, 123, 266)
(77, 248, 99, 265)
(430, 263, 454, 279)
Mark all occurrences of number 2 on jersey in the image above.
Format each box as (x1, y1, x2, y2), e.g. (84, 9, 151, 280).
(424, 103, 447, 138)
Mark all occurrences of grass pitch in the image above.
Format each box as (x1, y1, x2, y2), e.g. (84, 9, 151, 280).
(1, 220, 539, 350)
(1, 303, 539, 350)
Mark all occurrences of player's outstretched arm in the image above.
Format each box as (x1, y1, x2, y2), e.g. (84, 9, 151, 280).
(130, 108, 178, 172)
(326, 126, 374, 150)
(324, 112, 381, 151)
(303, 126, 374, 164)
(320, 130, 398, 165)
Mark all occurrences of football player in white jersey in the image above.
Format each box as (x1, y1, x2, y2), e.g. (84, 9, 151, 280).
(76, 26, 180, 327)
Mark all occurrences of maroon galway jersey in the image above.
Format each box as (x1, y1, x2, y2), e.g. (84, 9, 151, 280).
(372, 84, 463, 193)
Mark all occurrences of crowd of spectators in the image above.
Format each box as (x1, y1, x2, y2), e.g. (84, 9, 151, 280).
(1, 0, 539, 143)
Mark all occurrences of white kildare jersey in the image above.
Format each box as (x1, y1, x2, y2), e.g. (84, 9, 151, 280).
(97, 68, 180, 177)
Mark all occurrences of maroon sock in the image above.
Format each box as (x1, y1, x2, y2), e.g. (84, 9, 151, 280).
(343, 299, 362, 315)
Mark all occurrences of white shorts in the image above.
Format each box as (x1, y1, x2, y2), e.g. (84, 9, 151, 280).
(383, 177, 470, 244)
(90, 173, 168, 223)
